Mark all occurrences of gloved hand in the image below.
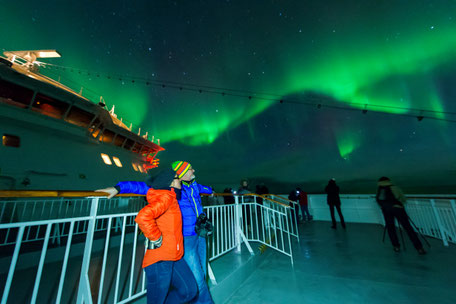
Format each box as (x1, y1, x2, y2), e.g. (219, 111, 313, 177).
(145, 235, 163, 249)
(95, 187, 119, 199)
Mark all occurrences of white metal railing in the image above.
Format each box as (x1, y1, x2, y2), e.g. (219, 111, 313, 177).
(405, 197, 456, 246)
(1, 213, 94, 304)
(267, 195, 300, 241)
(76, 198, 147, 304)
(0, 197, 147, 304)
(0, 193, 297, 303)
(3, 192, 453, 303)
(0, 197, 145, 246)
(208, 194, 295, 263)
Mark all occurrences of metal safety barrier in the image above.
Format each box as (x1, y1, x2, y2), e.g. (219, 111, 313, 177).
(0, 192, 296, 303)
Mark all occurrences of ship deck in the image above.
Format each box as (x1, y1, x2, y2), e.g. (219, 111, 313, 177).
(1, 219, 455, 303)
(223, 221, 456, 304)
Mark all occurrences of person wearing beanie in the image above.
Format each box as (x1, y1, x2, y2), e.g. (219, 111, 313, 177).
(172, 160, 192, 179)
(171, 160, 214, 304)
(98, 161, 215, 304)
(95, 169, 197, 304)
(376, 177, 426, 254)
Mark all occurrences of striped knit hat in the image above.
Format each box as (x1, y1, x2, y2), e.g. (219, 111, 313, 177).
(172, 161, 191, 179)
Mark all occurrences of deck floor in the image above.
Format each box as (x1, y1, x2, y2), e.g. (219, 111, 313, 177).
(225, 221, 456, 304)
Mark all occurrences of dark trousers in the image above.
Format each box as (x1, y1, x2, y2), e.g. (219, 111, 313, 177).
(294, 203, 300, 222)
(301, 205, 311, 221)
(329, 204, 345, 227)
(382, 206, 423, 250)
(144, 258, 197, 304)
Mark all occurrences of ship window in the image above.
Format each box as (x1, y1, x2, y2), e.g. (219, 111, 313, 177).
(0, 79, 34, 108)
(132, 163, 139, 171)
(32, 93, 69, 119)
(113, 134, 126, 147)
(2, 134, 20, 147)
(66, 106, 95, 128)
(124, 139, 135, 150)
(100, 153, 112, 165)
(112, 157, 122, 167)
(100, 129, 115, 143)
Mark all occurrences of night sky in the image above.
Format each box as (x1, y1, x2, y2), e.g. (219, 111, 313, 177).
(2, 0, 455, 193)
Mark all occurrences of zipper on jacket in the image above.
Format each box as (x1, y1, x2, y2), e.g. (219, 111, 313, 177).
(191, 187, 199, 217)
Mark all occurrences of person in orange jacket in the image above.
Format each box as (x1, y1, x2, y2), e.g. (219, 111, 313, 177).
(97, 168, 197, 303)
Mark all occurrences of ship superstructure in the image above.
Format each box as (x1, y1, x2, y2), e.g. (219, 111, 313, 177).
(0, 50, 163, 190)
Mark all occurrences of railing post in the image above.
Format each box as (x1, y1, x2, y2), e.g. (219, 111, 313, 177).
(76, 197, 99, 304)
(234, 195, 241, 252)
(450, 200, 456, 224)
(284, 206, 294, 266)
(1, 226, 24, 304)
(430, 199, 449, 246)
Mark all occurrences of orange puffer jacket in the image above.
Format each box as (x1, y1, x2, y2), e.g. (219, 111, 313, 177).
(135, 188, 184, 268)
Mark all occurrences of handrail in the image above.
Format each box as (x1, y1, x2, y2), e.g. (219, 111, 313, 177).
(407, 196, 456, 200)
(271, 194, 297, 203)
(202, 193, 290, 208)
(0, 190, 144, 198)
(3, 191, 454, 199)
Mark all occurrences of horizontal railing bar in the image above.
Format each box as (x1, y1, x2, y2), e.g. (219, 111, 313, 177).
(0, 216, 93, 229)
(95, 213, 138, 220)
(116, 291, 147, 304)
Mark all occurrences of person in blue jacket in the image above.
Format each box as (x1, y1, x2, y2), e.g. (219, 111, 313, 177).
(98, 161, 214, 304)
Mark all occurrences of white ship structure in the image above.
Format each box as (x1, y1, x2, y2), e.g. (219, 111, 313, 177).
(0, 50, 163, 190)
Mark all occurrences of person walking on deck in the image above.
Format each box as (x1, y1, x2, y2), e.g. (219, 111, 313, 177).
(325, 179, 346, 229)
(376, 177, 426, 254)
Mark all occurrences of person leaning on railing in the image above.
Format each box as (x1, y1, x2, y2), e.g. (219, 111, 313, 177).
(96, 168, 197, 304)
(376, 176, 426, 255)
(97, 161, 215, 304)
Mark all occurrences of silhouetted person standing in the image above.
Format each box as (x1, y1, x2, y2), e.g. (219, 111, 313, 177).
(298, 189, 312, 221)
(288, 188, 300, 222)
(376, 177, 426, 254)
(238, 179, 253, 230)
(255, 183, 269, 205)
(223, 188, 235, 204)
(325, 179, 346, 229)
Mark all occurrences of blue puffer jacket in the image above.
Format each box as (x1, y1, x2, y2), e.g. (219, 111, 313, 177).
(116, 180, 212, 236)
(180, 180, 213, 236)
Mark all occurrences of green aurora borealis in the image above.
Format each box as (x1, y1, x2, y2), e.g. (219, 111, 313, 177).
(1, 0, 455, 192)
